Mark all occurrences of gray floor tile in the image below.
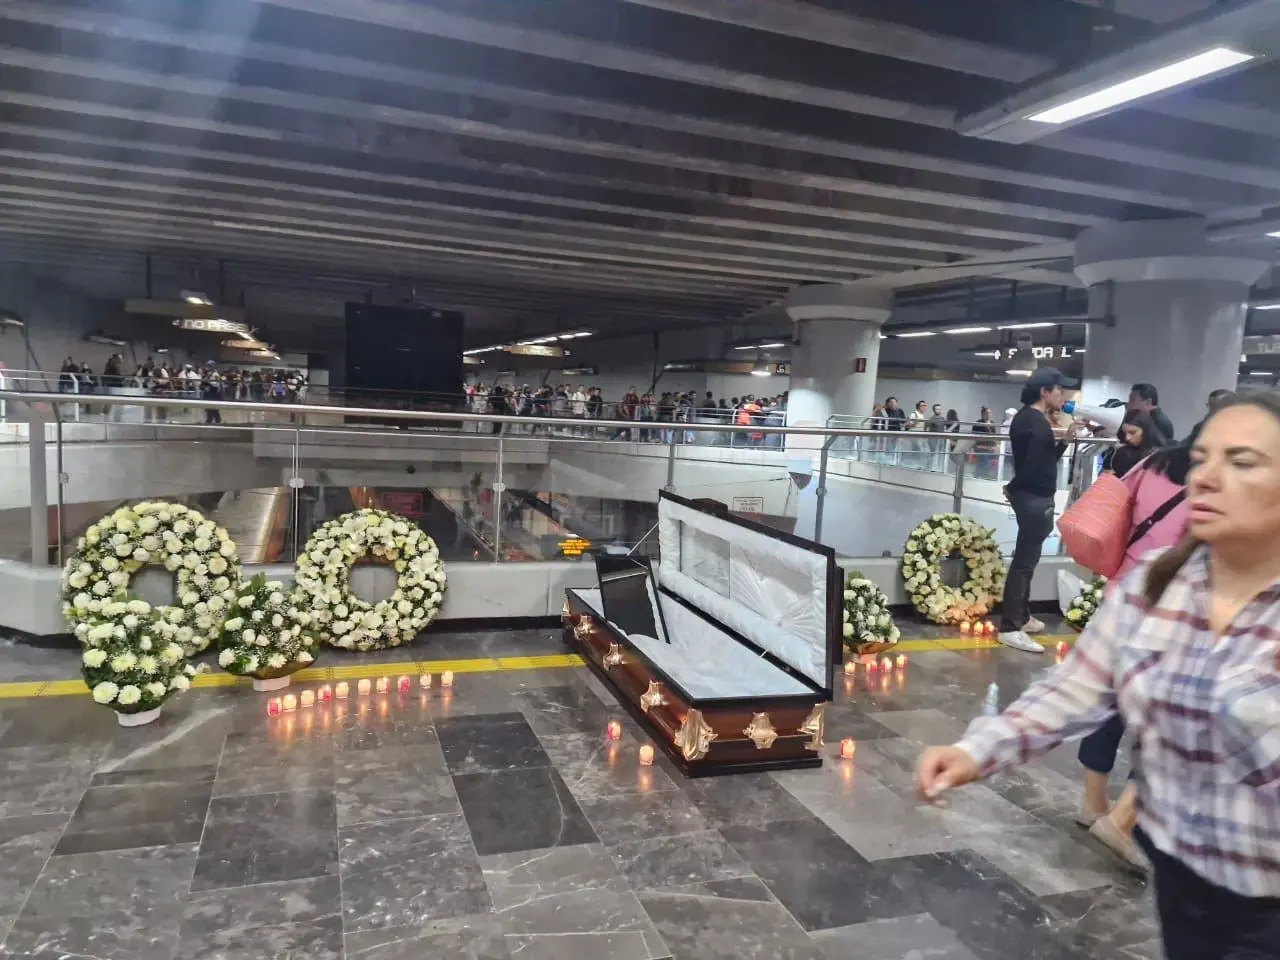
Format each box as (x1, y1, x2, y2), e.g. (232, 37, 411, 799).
(501, 888, 669, 960)
(0, 814, 68, 938)
(436, 712, 552, 774)
(339, 813, 490, 931)
(454, 767, 597, 856)
(811, 913, 982, 960)
(579, 788, 712, 845)
(639, 891, 825, 960)
(191, 789, 339, 892)
(515, 683, 617, 737)
(608, 829, 753, 891)
(480, 843, 628, 911)
(541, 732, 680, 800)
(344, 915, 511, 959)
(334, 743, 459, 825)
(968, 824, 1115, 897)
(679, 772, 815, 829)
(54, 780, 213, 855)
(175, 876, 344, 960)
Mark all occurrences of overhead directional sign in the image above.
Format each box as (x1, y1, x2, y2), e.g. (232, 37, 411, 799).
(174, 317, 251, 336)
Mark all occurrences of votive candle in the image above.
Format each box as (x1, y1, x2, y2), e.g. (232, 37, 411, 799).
(282, 694, 297, 712)
(267, 697, 282, 717)
(335, 681, 350, 699)
(639, 744, 655, 766)
(866, 660, 878, 674)
(843, 661, 856, 676)
(420, 673, 433, 689)
(375, 676, 390, 694)
(606, 720, 623, 741)
(299, 690, 315, 708)
(880, 657, 893, 672)
(960, 621, 971, 634)
(1056, 641, 1069, 655)
(357, 678, 371, 696)
(319, 685, 333, 703)
(840, 738, 856, 760)
(441, 671, 454, 688)
(896, 654, 907, 669)
(397, 675, 412, 693)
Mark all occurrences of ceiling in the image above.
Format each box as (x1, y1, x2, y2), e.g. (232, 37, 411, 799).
(1, 0, 1279, 345)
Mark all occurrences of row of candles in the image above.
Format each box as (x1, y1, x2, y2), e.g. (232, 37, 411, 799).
(844, 653, 908, 676)
(959, 621, 997, 635)
(267, 671, 454, 716)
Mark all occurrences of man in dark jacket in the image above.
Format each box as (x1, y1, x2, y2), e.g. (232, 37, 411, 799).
(1128, 383, 1175, 444)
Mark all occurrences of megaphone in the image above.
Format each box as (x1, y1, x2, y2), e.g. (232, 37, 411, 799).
(1062, 400, 1124, 434)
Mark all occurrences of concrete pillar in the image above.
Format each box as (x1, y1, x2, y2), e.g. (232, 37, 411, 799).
(1074, 219, 1272, 440)
(783, 285, 891, 443)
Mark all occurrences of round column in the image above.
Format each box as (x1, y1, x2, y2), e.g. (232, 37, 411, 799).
(783, 285, 890, 451)
(1074, 220, 1272, 439)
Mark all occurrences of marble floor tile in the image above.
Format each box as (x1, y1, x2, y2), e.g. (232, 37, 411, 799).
(212, 752, 337, 799)
(0, 699, 116, 749)
(344, 915, 511, 960)
(7, 844, 198, 960)
(218, 728, 336, 768)
(722, 818, 922, 931)
(334, 743, 460, 825)
(608, 828, 753, 891)
(480, 843, 628, 911)
(332, 700, 440, 752)
(579, 788, 712, 845)
(191, 789, 339, 892)
(866, 708, 971, 745)
(810, 912, 981, 960)
(500, 888, 670, 960)
(94, 703, 234, 775)
(679, 772, 814, 829)
(515, 683, 616, 737)
(662, 876, 777, 904)
(879, 850, 1085, 960)
(0, 814, 69, 937)
(454, 767, 597, 856)
(175, 875, 344, 960)
(967, 824, 1115, 897)
(436, 712, 552, 774)
(985, 763, 1094, 836)
(54, 778, 213, 855)
(640, 890, 825, 960)
(339, 813, 490, 931)
(821, 704, 901, 742)
(1041, 878, 1159, 960)
(428, 679, 533, 720)
(541, 732, 680, 800)
(0, 744, 106, 818)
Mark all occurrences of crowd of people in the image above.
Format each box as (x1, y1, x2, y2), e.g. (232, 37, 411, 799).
(466, 382, 788, 444)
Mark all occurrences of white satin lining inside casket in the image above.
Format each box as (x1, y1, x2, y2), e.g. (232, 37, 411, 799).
(573, 587, 812, 699)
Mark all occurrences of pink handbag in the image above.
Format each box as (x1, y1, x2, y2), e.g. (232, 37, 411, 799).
(1057, 473, 1132, 578)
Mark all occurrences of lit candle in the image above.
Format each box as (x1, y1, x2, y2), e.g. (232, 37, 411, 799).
(880, 657, 893, 672)
(843, 660, 856, 676)
(896, 654, 907, 669)
(960, 621, 971, 634)
(282, 694, 297, 712)
(319, 685, 332, 703)
(639, 744, 655, 766)
(267, 697, 282, 717)
(606, 720, 623, 741)
(375, 676, 390, 694)
(299, 690, 315, 708)
(839, 738, 856, 760)
(357, 678, 371, 696)
(866, 660, 878, 674)
(335, 681, 349, 699)
(419, 673, 433, 689)
(397, 675, 412, 693)
(441, 671, 454, 688)
(1056, 641, 1069, 655)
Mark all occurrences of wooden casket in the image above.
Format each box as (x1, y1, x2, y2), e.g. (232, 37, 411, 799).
(563, 491, 839, 776)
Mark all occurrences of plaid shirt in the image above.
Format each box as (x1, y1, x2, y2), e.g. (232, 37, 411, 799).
(958, 546, 1280, 898)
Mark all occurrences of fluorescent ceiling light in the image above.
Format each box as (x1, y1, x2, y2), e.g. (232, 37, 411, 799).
(463, 346, 502, 356)
(943, 326, 992, 335)
(1006, 369, 1033, 376)
(733, 340, 786, 350)
(180, 289, 212, 306)
(1251, 301, 1280, 311)
(1249, 371, 1273, 377)
(1266, 231, 1280, 239)
(1028, 47, 1254, 125)
(895, 331, 937, 339)
(997, 322, 1057, 330)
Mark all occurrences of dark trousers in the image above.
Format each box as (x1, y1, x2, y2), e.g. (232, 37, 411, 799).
(1136, 829, 1280, 959)
(999, 490, 1055, 632)
(1078, 714, 1125, 774)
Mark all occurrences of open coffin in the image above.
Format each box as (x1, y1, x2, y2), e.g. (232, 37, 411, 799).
(564, 491, 840, 776)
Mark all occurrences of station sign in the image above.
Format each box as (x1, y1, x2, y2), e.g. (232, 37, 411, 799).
(173, 317, 251, 336)
(558, 538, 592, 557)
(1003, 345, 1078, 360)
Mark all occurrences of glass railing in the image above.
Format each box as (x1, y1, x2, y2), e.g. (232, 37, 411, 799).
(0, 387, 1113, 569)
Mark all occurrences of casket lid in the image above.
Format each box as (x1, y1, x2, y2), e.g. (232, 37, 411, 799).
(654, 491, 839, 696)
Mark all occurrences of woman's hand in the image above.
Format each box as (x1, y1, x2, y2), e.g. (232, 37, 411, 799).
(915, 746, 980, 801)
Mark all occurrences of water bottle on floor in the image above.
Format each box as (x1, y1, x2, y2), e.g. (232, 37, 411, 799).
(982, 682, 1000, 717)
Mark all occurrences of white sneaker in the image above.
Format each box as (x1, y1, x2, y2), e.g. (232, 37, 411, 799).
(997, 631, 1045, 654)
(1024, 616, 1046, 634)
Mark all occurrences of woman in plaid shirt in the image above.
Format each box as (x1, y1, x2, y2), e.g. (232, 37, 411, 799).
(918, 393, 1280, 960)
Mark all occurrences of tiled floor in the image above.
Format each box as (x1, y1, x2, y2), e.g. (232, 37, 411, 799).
(0, 626, 1158, 960)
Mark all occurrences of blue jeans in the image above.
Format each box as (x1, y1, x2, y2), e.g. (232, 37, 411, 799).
(1078, 714, 1125, 774)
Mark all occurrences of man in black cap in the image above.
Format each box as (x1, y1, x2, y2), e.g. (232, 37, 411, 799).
(998, 367, 1077, 653)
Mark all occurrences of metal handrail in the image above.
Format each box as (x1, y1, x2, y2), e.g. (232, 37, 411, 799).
(1, 388, 1113, 442)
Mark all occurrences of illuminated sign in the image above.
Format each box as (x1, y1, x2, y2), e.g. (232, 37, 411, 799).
(174, 317, 251, 336)
(1004, 345, 1078, 360)
(558, 538, 592, 557)
(503, 344, 566, 358)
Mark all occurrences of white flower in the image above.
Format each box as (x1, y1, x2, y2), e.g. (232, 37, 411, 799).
(138, 655, 158, 674)
(267, 653, 287, 669)
(92, 681, 119, 703)
(82, 649, 108, 668)
(298, 650, 314, 663)
(161, 643, 184, 664)
(109, 652, 138, 672)
(271, 614, 283, 628)
(238, 595, 254, 608)
(243, 629, 256, 643)
(220, 541, 237, 558)
(170, 675, 191, 691)
(251, 610, 264, 622)
(218, 649, 236, 668)
(117, 685, 141, 705)
(146, 682, 168, 699)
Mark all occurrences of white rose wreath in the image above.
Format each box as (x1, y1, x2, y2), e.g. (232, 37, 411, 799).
(295, 508, 446, 651)
(61, 501, 241, 655)
(902, 514, 1004, 624)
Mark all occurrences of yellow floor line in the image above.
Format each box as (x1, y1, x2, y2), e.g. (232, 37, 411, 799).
(0, 637, 1076, 701)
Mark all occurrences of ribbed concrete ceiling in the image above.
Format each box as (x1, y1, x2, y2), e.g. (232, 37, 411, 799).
(0, 0, 1278, 340)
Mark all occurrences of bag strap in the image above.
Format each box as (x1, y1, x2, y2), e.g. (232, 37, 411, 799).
(1126, 489, 1186, 549)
